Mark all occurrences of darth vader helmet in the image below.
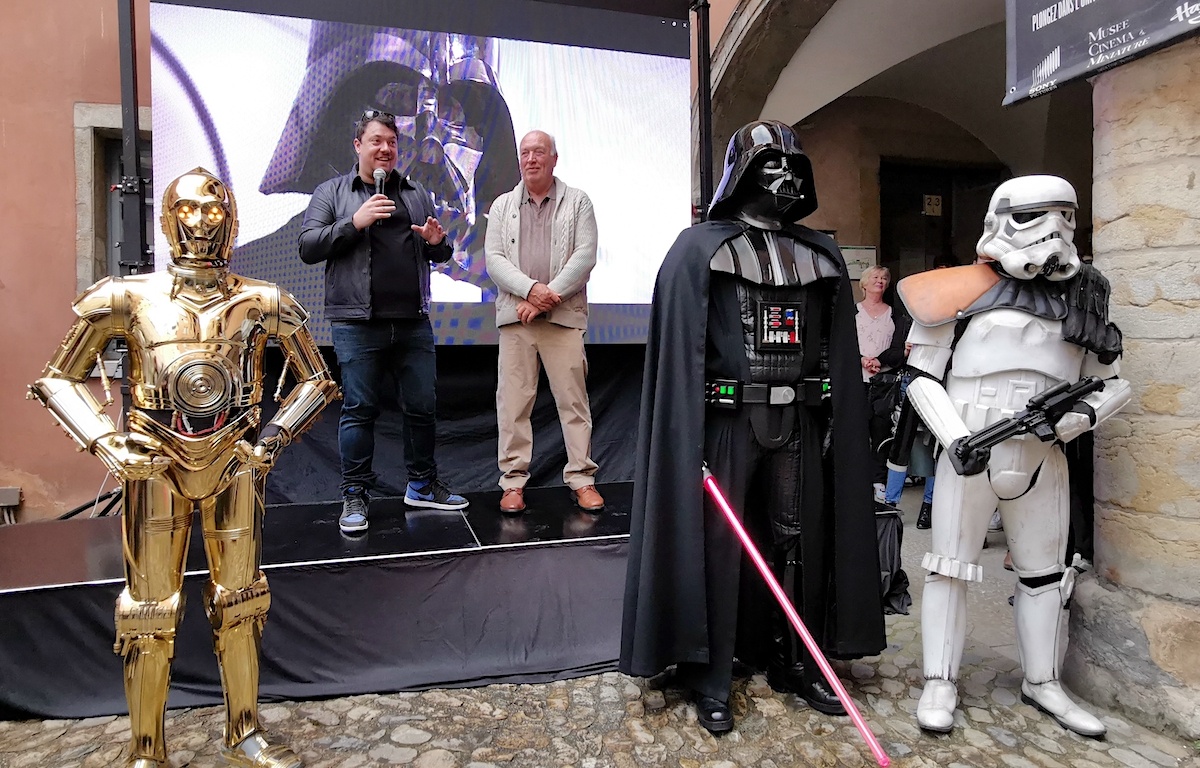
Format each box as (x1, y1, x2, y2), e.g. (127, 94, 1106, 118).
(260, 23, 519, 288)
(161, 167, 237, 269)
(708, 120, 817, 226)
(977, 175, 1080, 281)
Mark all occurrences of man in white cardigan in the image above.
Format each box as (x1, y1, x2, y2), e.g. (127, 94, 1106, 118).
(485, 130, 603, 513)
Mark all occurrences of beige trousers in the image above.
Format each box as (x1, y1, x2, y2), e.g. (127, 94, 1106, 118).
(497, 320, 599, 490)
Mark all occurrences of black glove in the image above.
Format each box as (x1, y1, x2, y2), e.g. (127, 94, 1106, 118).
(1063, 264, 1123, 365)
(948, 436, 990, 476)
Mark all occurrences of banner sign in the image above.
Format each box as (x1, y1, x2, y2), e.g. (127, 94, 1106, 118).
(1005, 0, 1200, 105)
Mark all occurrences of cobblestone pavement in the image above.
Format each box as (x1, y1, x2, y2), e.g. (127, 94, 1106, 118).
(3, 643, 1196, 768)
(3, 490, 1198, 768)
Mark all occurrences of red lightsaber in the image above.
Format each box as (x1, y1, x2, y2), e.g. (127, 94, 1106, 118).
(702, 465, 890, 768)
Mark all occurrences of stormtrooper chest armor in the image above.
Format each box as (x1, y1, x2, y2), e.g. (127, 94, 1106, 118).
(950, 308, 1084, 386)
(946, 308, 1087, 489)
(710, 229, 840, 384)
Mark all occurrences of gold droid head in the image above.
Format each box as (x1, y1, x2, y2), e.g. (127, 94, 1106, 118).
(161, 168, 238, 268)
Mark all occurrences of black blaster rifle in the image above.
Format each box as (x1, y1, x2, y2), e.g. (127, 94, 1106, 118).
(948, 376, 1106, 476)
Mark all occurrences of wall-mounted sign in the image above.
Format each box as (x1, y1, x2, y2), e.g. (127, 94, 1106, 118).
(923, 194, 943, 217)
(842, 246, 877, 280)
(1004, 0, 1200, 106)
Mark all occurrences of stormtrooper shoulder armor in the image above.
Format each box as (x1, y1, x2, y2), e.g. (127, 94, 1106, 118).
(897, 265, 1000, 327)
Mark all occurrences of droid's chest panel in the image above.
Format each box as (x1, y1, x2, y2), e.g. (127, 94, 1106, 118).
(124, 291, 273, 416)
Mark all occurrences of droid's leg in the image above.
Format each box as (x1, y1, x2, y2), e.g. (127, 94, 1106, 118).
(917, 452, 996, 733)
(1003, 447, 1105, 737)
(201, 465, 302, 768)
(117, 476, 192, 768)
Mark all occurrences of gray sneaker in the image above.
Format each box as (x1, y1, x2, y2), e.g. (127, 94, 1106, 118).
(340, 490, 369, 534)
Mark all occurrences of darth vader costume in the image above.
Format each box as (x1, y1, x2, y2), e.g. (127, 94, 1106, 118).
(620, 121, 885, 732)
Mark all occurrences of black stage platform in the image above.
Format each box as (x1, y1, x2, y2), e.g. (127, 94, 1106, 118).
(0, 483, 631, 719)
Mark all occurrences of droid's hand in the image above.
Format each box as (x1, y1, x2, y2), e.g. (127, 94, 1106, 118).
(92, 432, 170, 482)
(947, 436, 990, 476)
(235, 435, 281, 470)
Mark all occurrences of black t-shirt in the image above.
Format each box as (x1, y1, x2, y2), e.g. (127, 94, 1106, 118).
(370, 176, 420, 319)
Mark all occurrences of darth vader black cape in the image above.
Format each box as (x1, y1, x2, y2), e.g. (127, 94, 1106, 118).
(620, 220, 885, 679)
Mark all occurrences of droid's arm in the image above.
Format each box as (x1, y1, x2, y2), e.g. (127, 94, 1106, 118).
(28, 279, 121, 451)
(902, 320, 971, 449)
(263, 291, 341, 449)
(28, 279, 165, 480)
(1053, 354, 1132, 442)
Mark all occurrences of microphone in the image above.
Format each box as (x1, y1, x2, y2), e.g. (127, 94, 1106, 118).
(373, 168, 386, 227)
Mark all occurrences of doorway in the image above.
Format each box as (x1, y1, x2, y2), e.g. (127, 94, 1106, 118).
(879, 161, 1008, 280)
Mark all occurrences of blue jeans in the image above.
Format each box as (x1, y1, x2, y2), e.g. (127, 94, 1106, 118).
(885, 469, 934, 506)
(332, 319, 438, 495)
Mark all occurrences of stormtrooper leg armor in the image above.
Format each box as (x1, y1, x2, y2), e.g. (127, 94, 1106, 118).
(1005, 448, 1105, 738)
(916, 451, 994, 732)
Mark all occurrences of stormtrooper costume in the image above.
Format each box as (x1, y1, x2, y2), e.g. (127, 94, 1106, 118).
(898, 176, 1130, 736)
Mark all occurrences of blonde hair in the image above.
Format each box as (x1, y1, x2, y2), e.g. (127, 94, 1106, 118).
(860, 265, 890, 286)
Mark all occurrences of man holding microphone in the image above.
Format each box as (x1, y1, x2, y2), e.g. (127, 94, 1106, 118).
(300, 109, 468, 535)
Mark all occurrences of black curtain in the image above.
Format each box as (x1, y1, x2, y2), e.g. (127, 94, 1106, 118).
(263, 343, 645, 504)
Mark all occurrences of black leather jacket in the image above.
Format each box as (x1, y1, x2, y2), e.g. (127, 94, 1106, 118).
(299, 167, 452, 320)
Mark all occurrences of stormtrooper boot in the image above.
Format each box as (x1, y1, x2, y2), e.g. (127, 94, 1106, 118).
(916, 574, 968, 732)
(1014, 580, 1106, 738)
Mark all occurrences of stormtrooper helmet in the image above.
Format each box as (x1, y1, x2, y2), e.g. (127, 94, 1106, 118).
(977, 175, 1080, 281)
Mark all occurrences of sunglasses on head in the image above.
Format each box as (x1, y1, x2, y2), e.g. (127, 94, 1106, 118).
(359, 109, 396, 123)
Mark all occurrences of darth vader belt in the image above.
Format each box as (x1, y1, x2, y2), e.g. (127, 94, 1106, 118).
(706, 378, 830, 409)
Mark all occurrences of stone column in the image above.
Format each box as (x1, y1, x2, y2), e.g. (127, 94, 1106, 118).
(1063, 38, 1200, 739)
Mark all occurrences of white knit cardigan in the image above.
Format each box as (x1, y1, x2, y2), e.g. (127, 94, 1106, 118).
(484, 178, 598, 330)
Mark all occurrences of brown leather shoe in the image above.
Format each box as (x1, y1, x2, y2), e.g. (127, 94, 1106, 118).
(572, 485, 605, 511)
(500, 487, 526, 512)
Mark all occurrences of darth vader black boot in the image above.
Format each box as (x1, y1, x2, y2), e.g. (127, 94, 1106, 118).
(767, 661, 806, 694)
(801, 671, 847, 716)
(696, 694, 734, 734)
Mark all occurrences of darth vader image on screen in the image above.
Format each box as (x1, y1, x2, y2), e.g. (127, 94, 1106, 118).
(233, 23, 519, 302)
(621, 120, 885, 734)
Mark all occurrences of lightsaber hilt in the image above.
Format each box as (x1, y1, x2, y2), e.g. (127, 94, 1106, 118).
(701, 464, 890, 767)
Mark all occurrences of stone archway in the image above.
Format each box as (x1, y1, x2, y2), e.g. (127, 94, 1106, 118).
(708, 0, 838, 169)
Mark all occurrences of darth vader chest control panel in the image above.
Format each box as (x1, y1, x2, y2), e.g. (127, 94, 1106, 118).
(756, 302, 804, 349)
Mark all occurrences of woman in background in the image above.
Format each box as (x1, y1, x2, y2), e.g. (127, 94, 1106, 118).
(856, 265, 896, 502)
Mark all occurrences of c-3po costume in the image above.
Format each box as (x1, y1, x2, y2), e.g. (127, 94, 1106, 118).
(29, 169, 340, 768)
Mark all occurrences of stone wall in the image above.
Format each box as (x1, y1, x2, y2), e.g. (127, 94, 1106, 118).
(1064, 37, 1200, 739)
